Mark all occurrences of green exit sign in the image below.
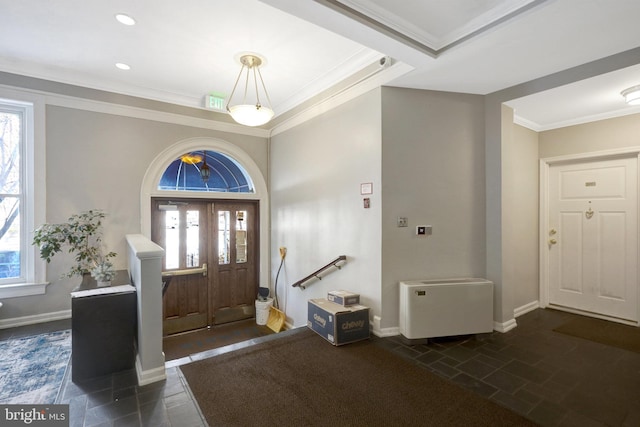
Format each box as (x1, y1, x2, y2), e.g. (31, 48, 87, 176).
(205, 94, 226, 111)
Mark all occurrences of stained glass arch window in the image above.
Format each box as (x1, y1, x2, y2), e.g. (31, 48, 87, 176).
(158, 150, 254, 193)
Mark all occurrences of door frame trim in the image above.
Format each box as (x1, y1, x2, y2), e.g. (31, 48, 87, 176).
(141, 137, 269, 289)
(539, 146, 640, 325)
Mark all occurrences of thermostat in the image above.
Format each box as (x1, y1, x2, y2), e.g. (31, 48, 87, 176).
(416, 225, 432, 236)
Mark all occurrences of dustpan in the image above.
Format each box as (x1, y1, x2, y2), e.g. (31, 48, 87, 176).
(266, 306, 286, 332)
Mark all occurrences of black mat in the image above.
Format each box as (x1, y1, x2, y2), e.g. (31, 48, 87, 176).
(553, 315, 640, 353)
(181, 328, 537, 426)
(163, 319, 272, 361)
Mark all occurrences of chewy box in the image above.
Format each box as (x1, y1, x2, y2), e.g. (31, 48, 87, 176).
(327, 290, 360, 306)
(307, 298, 369, 346)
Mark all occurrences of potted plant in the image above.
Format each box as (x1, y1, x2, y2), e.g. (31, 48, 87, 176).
(33, 209, 117, 285)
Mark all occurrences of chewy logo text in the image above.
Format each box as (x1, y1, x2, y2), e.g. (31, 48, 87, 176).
(342, 320, 365, 330)
(313, 313, 327, 327)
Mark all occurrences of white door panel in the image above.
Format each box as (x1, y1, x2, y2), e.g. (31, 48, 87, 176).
(557, 212, 583, 294)
(549, 156, 637, 321)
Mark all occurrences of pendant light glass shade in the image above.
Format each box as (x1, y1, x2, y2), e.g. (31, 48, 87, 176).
(228, 104, 274, 127)
(226, 54, 274, 127)
(621, 85, 640, 105)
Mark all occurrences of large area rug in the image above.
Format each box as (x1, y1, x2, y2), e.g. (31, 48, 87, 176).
(553, 315, 640, 354)
(181, 328, 537, 426)
(0, 330, 72, 404)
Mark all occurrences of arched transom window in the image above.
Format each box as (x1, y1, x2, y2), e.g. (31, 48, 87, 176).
(158, 150, 254, 193)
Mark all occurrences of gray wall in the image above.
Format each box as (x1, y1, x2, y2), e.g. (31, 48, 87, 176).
(2, 103, 267, 320)
(381, 87, 486, 329)
(505, 124, 540, 310)
(5, 46, 639, 331)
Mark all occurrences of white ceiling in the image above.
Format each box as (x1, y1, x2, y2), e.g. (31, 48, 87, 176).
(1, 0, 639, 130)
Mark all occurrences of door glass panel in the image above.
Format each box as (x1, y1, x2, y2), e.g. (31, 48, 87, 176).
(218, 210, 230, 264)
(236, 210, 247, 263)
(165, 210, 179, 269)
(186, 210, 199, 268)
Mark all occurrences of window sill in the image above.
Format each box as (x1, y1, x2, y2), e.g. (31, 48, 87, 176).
(0, 282, 49, 299)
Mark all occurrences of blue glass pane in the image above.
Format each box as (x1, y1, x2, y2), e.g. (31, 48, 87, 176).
(0, 251, 20, 279)
(158, 150, 254, 193)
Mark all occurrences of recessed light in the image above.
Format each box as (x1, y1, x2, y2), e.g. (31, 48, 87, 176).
(115, 63, 131, 70)
(115, 13, 136, 26)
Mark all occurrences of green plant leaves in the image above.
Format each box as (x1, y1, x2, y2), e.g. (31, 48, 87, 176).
(32, 210, 117, 278)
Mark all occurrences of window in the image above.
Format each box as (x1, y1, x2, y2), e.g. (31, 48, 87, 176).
(158, 150, 254, 193)
(0, 106, 22, 282)
(0, 96, 46, 297)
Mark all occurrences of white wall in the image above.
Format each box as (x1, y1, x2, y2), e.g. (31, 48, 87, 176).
(380, 87, 486, 330)
(270, 88, 382, 328)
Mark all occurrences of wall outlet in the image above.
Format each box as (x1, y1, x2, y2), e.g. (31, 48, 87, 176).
(397, 217, 408, 227)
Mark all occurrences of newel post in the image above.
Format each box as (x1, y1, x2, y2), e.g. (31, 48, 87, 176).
(126, 234, 166, 385)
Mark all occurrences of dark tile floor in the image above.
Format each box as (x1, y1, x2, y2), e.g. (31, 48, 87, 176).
(378, 308, 640, 427)
(2, 308, 639, 426)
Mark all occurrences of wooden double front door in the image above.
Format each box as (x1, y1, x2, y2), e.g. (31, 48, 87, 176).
(151, 198, 259, 336)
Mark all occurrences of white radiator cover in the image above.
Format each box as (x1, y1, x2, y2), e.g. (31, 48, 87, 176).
(399, 278, 494, 341)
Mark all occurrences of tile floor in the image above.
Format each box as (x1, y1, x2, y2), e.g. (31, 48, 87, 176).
(2, 308, 639, 426)
(378, 308, 640, 427)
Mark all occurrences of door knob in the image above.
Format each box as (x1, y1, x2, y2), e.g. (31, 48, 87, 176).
(549, 239, 557, 245)
(549, 229, 557, 235)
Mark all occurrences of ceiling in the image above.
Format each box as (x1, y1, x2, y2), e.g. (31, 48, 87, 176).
(1, 0, 639, 131)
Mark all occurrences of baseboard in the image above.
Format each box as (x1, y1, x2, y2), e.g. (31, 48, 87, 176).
(493, 318, 517, 333)
(491, 301, 539, 333)
(0, 309, 71, 330)
(136, 354, 166, 386)
(369, 315, 400, 337)
(514, 300, 540, 318)
(371, 326, 400, 337)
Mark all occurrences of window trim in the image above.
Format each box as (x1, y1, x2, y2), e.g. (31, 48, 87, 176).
(0, 91, 47, 298)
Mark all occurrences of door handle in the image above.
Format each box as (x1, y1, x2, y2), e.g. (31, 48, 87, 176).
(162, 263, 208, 278)
(549, 239, 557, 245)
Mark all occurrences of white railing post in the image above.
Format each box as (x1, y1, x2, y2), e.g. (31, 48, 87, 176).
(126, 234, 166, 385)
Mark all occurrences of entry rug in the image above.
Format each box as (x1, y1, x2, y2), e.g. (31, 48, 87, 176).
(0, 330, 71, 404)
(182, 328, 537, 426)
(553, 315, 640, 354)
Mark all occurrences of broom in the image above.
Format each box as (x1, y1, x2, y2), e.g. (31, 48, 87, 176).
(266, 247, 287, 332)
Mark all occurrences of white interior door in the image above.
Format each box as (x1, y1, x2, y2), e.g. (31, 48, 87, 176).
(548, 156, 638, 322)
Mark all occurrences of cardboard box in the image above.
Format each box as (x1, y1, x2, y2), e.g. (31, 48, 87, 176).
(307, 298, 369, 346)
(327, 290, 360, 306)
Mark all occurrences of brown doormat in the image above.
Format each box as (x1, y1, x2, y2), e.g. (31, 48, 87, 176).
(181, 328, 537, 426)
(163, 319, 273, 361)
(553, 315, 640, 354)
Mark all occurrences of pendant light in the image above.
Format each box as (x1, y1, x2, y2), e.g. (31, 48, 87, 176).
(200, 151, 210, 184)
(226, 54, 274, 127)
